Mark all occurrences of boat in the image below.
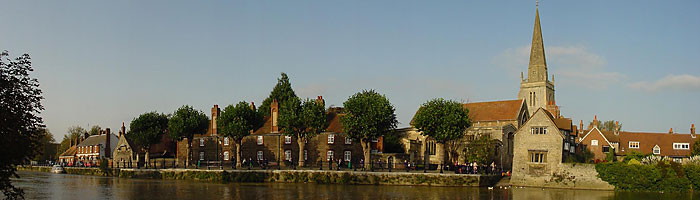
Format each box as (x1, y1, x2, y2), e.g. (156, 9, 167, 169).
(51, 165, 65, 174)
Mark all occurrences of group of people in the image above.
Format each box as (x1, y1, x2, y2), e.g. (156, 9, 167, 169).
(453, 161, 498, 175)
(241, 158, 269, 169)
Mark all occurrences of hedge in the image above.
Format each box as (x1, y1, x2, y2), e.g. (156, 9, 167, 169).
(596, 161, 695, 192)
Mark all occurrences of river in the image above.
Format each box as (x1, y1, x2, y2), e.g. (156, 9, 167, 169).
(9, 171, 698, 200)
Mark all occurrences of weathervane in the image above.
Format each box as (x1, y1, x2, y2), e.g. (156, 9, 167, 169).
(536, 0, 539, 7)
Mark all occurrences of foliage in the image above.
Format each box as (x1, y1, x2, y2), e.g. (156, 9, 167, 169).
(99, 158, 110, 175)
(411, 98, 470, 144)
(168, 105, 209, 142)
(461, 134, 498, 165)
(278, 97, 327, 141)
(605, 151, 616, 162)
(382, 131, 405, 153)
(258, 72, 298, 117)
(341, 90, 398, 143)
(88, 125, 102, 136)
(596, 161, 694, 192)
(684, 164, 700, 190)
(218, 101, 264, 141)
(681, 156, 700, 165)
(624, 150, 651, 162)
(33, 128, 57, 162)
(57, 126, 86, 158)
(128, 112, 169, 151)
(574, 147, 595, 163)
(0, 50, 45, 199)
(589, 120, 621, 132)
(692, 140, 700, 156)
(641, 156, 670, 166)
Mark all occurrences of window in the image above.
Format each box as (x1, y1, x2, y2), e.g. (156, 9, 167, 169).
(285, 136, 292, 144)
(345, 137, 352, 145)
(344, 151, 351, 162)
(653, 146, 661, 155)
(224, 137, 229, 146)
(602, 146, 610, 153)
(327, 134, 335, 144)
(564, 142, 570, 150)
(257, 151, 263, 160)
(428, 141, 436, 155)
(304, 150, 308, 161)
(569, 146, 575, 153)
(285, 150, 292, 161)
(531, 127, 547, 135)
(199, 152, 205, 161)
(529, 151, 546, 163)
(591, 140, 598, 146)
(673, 143, 690, 150)
(371, 138, 378, 143)
(257, 136, 264, 145)
(629, 141, 640, 149)
(200, 138, 205, 147)
(326, 150, 334, 161)
(223, 151, 230, 161)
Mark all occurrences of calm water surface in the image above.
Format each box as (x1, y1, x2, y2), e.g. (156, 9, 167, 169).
(11, 171, 698, 200)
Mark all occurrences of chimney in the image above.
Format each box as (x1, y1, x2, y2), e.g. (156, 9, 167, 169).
(669, 128, 673, 134)
(316, 96, 324, 106)
(579, 120, 584, 133)
(212, 105, 220, 135)
(105, 128, 111, 158)
(250, 102, 256, 111)
(120, 122, 126, 137)
(271, 99, 279, 133)
(692, 124, 696, 138)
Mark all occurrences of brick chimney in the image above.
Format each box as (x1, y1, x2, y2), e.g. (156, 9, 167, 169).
(211, 105, 220, 135)
(105, 128, 111, 158)
(692, 124, 696, 138)
(579, 120, 584, 134)
(669, 128, 673, 134)
(614, 121, 619, 135)
(316, 96, 324, 106)
(545, 101, 560, 118)
(250, 102, 256, 111)
(271, 99, 279, 133)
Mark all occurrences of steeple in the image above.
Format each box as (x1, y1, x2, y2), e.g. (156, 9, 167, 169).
(527, 6, 548, 83)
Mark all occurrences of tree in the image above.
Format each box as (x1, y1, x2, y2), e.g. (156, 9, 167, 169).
(461, 134, 498, 165)
(33, 128, 57, 163)
(57, 126, 86, 158)
(128, 112, 168, 168)
(589, 120, 621, 132)
(88, 125, 102, 136)
(258, 73, 298, 117)
(217, 102, 264, 168)
(691, 140, 700, 157)
(278, 97, 327, 167)
(168, 105, 209, 167)
(411, 98, 471, 170)
(341, 90, 398, 169)
(0, 50, 44, 199)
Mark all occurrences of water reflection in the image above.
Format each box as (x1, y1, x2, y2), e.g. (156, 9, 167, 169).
(10, 171, 699, 200)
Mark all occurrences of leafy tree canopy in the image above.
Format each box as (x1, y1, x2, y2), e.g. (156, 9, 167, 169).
(279, 97, 326, 140)
(88, 125, 102, 136)
(589, 120, 622, 132)
(57, 126, 86, 157)
(168, 105, 209, 142)
(128, 112, 168, 150)
(258, 73, 297, 117)
(218, 101, 264, 141)
(412, 98, 471, 143)
(341, 90, 397, 142)
(0, 50, 44, 198)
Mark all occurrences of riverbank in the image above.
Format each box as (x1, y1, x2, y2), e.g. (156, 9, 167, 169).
(17, 166, 502, 187)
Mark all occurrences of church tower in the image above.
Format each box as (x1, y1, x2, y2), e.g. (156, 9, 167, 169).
(518, 4, 555, 116)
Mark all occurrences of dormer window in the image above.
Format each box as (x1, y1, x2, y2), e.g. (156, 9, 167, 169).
(653, 145, 661, 155)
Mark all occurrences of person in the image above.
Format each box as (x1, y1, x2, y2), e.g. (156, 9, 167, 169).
(404, 160, 409, 172)
(328, 159, 332, 170)
(360, 159, 364, 171)
(472, 161, 478, 174)
(490, 162, 496, 175)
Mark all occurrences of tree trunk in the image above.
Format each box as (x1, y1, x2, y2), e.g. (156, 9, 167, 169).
(437, 142, 445, 171)
(298, 136, 306, 167)
(145, 146, 150, 169)
(235, 139, 242, 168)
(361, 140, 370, 170)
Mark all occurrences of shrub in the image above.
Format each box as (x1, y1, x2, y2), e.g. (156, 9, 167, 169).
(596, 161, 697, 192)
(684, 164, 700, 190)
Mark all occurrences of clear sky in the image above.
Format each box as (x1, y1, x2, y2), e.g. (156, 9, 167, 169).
(2, 1, 699, 140)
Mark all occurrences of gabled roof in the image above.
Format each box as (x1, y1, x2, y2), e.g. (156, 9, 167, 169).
(77, 134, 118, 147)
(522, 108, 565, 139)
(59, 145, 77, 157)
(252, 108, 345, 135)
(463, 99, 525, 122)
(618, 131, 697, 157)
(553, 118, 573, 131)
(325, 112, 344, 133)
(579, 127, 615, 148)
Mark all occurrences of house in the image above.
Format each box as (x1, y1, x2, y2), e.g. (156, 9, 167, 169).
(577, 117, 620, 161)
(74, 128, 118, 166)
(617, 125, 697, 163)
(113, 122, 177, 168)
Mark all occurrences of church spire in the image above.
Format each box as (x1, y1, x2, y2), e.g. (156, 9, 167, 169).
(527, 5, 548, 83)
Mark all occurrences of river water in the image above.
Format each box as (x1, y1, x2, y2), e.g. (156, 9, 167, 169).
(10, 171, 698, 200)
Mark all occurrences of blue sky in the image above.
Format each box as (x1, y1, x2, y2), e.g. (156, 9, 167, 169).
(2, 1, 699, 139)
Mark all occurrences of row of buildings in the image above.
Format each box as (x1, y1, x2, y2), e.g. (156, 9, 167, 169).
(57, 6, 697, 175)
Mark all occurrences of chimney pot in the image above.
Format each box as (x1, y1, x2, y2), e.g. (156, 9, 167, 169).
(692, 124, 696, 136)
(669, 128, 673, 134)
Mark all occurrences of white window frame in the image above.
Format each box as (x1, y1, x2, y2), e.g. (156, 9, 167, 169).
(673, 143, 690, 150)
(345, 137, 352, 145)
(223, 151, 230, 161)
(285, 136, 292, 144)
(200, 138, 205, 147)
(591, 140, 598, 146)
(629, 141, 640, 149)
(344, 151, 351, 162)
(224, 137, 229, 146)
(328, 134, 335, 144)
(564, 142, 570, 150)
(257, 151, 263, 160)
(653, 146, 661, 155)
(326, 150, 334, 161)
(199, 151, 205, 161)
(285, 150, 292, 161)
(257, 136, 264, 145)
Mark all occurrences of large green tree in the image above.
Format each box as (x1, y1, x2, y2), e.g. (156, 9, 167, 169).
(168, 105, 209, 167)
(128, 112, 168, 168)
(341, 90, 398, 169)
(0, 50, 44, 199)
(88, 125, 102, 136)
(258, 73, 297, 117)
(33, 128, 57, 163)
(217, 101, 264, 168)
(278, 97, 327, 167)
(411, 98, 471, 169)
(57, 126, 86, 158)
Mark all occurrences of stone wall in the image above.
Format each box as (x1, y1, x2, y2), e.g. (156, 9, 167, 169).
(511, 163, 613, 190)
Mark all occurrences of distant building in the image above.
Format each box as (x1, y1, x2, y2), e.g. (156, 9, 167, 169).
(112, 122, 176, 168)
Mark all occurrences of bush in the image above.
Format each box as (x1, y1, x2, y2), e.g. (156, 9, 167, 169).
(596, 161, 696, 192)
(684, 164, 700, 190)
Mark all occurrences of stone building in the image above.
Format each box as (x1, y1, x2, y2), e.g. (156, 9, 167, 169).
(517, 5, 555, 116)
(113, 122, 177, 168)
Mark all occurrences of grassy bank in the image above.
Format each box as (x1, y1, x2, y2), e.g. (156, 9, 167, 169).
(17, 166, 501, 187)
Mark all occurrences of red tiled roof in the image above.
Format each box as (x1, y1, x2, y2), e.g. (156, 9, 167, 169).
(618, 131, 697, 157)
(59, 145, 77, 157)
(553, 118, 573, 131)
(463, 99, 524, 122)
(325, 112, 344, 133)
